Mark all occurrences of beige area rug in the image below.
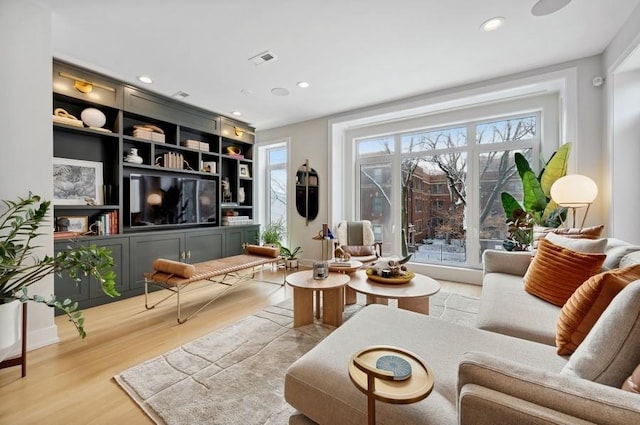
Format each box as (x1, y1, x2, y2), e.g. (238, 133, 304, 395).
(114, 291, 479, 425)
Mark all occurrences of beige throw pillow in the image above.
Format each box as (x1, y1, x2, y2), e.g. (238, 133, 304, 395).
(544, 231, 607, 253)
(561, 280, 640, 387)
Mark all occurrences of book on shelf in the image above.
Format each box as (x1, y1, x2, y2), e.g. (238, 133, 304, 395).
(94, 211, 119, 236)
(329, 261, 352, 267)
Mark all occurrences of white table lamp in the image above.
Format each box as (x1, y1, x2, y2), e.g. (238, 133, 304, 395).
(550, 174, 598, 228)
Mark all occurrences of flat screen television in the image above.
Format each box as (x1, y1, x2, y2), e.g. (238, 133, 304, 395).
(127, 173, 217, 227)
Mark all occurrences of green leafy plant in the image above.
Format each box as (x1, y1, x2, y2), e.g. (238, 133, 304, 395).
(500, 143, 571, 250)
(260, 218, 286, 247)
(280, 246, 302, 260)
(0, 193, 118, 339)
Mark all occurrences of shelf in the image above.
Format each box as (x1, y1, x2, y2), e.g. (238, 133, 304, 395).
(53, 122, 119, 138)
(54, 204, 119, 210)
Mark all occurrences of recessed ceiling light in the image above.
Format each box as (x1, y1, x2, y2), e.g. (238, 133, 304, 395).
(297, 81, 310, 88)
(271, 87, 290, 96)
(531, 0, 571, 17)
(232, 111, 242, 116)
(480, 17, 505, 32)
(137, 75, 153, 84)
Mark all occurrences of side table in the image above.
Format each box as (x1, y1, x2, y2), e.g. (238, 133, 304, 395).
(286, 270, 350, 327)
(349, 345, 434, 425)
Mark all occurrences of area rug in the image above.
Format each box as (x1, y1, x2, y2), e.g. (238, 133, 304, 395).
(114, 291, 479, 425)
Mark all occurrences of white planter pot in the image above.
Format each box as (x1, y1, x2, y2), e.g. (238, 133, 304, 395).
(0, 300, 21, 363)
(286, 259, 299, 269)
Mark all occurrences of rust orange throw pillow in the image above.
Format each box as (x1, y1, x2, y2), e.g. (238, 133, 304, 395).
(556, 264, 640, 355)
(524, 238, 606, 307)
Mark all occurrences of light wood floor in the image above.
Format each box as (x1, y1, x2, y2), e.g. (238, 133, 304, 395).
(0, 268, 480, 424)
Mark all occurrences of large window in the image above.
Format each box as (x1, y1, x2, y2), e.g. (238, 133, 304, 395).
(356, 113, 538, 267)
(265, 144, 288, 226)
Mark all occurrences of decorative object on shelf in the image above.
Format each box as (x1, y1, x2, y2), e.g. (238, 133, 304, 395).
(0, 193, 118, 363)
(296, 160, 319, 225)
(226, 146, 242, 156)
(239, 164, 251, 178)
(201, 161, 217, 173)
(80, 107, 108, 130)
(313, 261, 329, 280)
(154, 152, 185, 169)
(57, 216, 89, 233)
(238, 187, 245, 204)
(182, 139, 209, 151)
(133, 124, 165, 142)
(52, 107, 83, 127)
(222, 177, 233, 203)
(52, 157, 104, 205)
(56, 216, 70, 231)
(124, 147, 144, 164)
(550, 174, 598, 229)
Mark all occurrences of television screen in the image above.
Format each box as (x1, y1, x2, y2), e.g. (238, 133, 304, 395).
(128, 173, 216, 227)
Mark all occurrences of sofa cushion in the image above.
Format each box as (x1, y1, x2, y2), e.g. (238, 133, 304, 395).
(622, 364, 640, 393)
(561, 280, 640, 387)
(603, 239, 640, 270)
(524, 238, 606, 307)
(478, 273, 560, 346)
(544, 231, 607, 253)
(620, 251, 640, 269)
(556, 265, 640, 355)
(533, 224, 604, 247)
(285, 305, 565, 425)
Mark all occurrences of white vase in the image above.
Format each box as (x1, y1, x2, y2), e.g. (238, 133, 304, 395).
(0, 300, 21, 363)
(238, 187, 245, 204)
(125, 148, 144, 164)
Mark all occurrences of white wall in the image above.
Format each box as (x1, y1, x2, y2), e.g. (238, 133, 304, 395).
(0, 1, 58, 350)
(257, 55, 608, 273)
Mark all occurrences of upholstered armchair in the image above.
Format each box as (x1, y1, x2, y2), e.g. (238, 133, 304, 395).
(334, 220, 382, 264)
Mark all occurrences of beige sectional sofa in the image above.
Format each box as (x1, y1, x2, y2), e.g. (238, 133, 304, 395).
(284, 238, 640, 424)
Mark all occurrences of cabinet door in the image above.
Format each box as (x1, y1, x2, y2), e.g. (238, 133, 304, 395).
(54, 241, 90, 304)
(243, 225, 260, 246)
(225, 227, 244, 257)
(129, 232, 184, 290)
(185, 228, 224, 263)
(88, 237, 130, 300)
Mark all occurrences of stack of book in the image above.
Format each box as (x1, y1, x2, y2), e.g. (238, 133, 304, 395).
(182, 139, 209, 151)
(159, 152, 184, 169)
(221, 215, 253, 226)
(95, 211, 119, 235)
(133, 127, 165, 142)
(329, 260, 352, 268)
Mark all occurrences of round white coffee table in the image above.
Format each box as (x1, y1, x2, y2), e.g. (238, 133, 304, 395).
(348, 270, 440, 314)
(286, 270, 350, 327)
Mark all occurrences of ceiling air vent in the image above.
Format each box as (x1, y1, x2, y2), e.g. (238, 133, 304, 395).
(171, 91, 189, 100)
(249, 50, 277, 65)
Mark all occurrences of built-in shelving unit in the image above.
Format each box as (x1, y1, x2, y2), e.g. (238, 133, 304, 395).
(51, 60, 259, 311)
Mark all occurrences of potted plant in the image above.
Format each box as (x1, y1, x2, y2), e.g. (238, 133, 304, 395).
(280, 246, 302, 269)
(260, 218, 286, 247)
(1, 193, 118, 362)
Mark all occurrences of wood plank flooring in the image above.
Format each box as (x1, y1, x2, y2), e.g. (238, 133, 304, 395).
(0, 268, 479, 424)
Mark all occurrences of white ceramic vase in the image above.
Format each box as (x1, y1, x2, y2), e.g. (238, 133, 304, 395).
(0, 300, 21, 363)
(125, 148, 144, 164)
(238, 187, 245, 204)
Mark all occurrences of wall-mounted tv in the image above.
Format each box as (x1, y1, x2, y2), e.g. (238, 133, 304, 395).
(126, 173, 217, 227)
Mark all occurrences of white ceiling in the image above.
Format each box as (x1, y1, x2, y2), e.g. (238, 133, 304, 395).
(45, 0, 640, 130)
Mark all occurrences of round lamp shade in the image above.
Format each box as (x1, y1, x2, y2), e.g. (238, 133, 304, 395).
(550, 175, 598, 207)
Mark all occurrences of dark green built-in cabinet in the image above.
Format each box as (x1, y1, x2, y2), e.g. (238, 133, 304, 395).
(52, 60, 259, 312)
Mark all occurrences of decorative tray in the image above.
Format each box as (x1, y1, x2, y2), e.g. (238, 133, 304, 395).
(366, 269, 415, 284)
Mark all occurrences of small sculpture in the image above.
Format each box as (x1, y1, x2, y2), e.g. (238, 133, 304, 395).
(367, 255, 412, 277)
(222, 177, 232, 202)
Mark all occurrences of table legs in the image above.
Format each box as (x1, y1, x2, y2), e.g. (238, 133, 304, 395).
(293, 287, 345, 327)
(398, 296, 430, 314)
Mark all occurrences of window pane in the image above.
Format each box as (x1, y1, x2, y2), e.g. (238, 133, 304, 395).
(357, 137, 394, 156)
(401, 126, 467, 153)
(359, 163, 392, 251)
(404, 154, 467, 265)
(478, 148, 533, 259)
(476, 115, 536, 144)
(267, 146, 287, 226)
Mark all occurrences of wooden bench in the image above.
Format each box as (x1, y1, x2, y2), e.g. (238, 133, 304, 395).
(144, 245, 283, 323)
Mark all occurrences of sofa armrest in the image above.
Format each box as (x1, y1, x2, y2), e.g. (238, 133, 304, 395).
(458, 351, 640, 425)
(482, 249, 532, 277)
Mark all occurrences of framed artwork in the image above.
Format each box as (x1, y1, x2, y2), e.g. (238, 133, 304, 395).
(58, 216, 89, 233)
(53, 158, 104, 205)
(239, 164, 250, 178)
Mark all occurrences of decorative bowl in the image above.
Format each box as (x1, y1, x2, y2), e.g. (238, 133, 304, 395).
(366, 269, 415, 284)
(81, 108, 106, 128)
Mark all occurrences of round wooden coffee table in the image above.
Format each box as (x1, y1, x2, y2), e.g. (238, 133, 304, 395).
(348, 270, 440, 314)
(286, 270, 350, 327)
